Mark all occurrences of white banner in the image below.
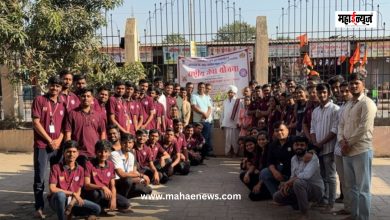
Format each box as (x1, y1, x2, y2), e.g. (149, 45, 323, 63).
(178, 49, 250, 96)
(310, 42, 350, 58)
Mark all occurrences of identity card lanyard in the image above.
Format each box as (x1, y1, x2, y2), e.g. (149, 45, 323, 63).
(48, 102, 59, 134)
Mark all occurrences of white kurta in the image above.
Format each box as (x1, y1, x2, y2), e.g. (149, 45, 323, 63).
(221, 98, 239, 155)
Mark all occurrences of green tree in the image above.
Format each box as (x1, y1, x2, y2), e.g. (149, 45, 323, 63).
(215, 21, 256, 42)
(162, 33, 187, 44)
(1, 0, 125, 88)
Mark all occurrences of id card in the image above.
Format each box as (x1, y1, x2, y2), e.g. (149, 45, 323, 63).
(49, 124, 55, 134)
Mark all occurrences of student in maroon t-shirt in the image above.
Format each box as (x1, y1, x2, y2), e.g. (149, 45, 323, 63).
(84, 140, 130, 215)
(49, 140, 100, 220)
(32, 76, 66, 219)
(161, 128, 190, 176)
(59, 70, 79, 112)
(302, 85, 320, 142)
(164, 82, 177, 117)
(184, 124, 203, 165)
(147, 129, 171, 177)
(124, 82, 142, 134)
(94, 85, 110, 124)
(173, 119, 189, 161)
(165, 105, 180, 131)
(149, 88, 165, 131)
(138, 79, 156, 130)
(65, 88, 106, 167)
(108, 80, 131, 134)
(135, 129, 168, 184)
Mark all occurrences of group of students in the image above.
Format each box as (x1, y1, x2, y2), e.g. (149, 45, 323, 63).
(32, 70, 214, 220)
(225, 73, 376, 220)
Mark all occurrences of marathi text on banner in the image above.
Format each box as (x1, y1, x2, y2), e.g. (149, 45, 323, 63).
(178, 49, 250, 97)
(268, 44, 301, 57)
(310, 42, 350, 58)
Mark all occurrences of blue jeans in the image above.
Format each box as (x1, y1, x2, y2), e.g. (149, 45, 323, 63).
(343, 150, 373, 220)
(319, 153, 337, 206)
(201, 122, 213, 155)
(33, 147, 62, 210)
(260, 165, 288, 196)
(49, 192, 101, 220)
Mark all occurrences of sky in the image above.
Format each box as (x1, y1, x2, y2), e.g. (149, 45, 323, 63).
(106, 0, 390, 45)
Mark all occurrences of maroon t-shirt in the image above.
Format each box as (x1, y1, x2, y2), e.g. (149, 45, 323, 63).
(185, 136, 197, 150)
(85, 159, 115, 187)
(303, 101, 319, 132)
(147, 142, 166, 161)
(166, 96, 177, 117)
(139, 95, 155, 130)
(65, 108, 106, 158)
(49, 163, 84, 192)
(135, 146, 153, 169)
(161, 141, 180, 156)
(61, 92, 80, 112)
(108, 96, 129, 132)
(149, 101, 164, 130)
(175, 132, 187, 151)
(32, 95, 66, 148)
(93, 101, 108, 125)
(127, 100, 141, 134)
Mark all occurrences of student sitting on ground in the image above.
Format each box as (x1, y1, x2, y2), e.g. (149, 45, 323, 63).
(184, 124, 203, 165)
(239, 136, 272, 201)
(110, 133, 152, 199)
(147, 129, 172, 177)
(193, 123, 206, 160)
(83, 140, 131, 215)
(273, 136, 324, 220)
(135, 129, 168, 184)
(48, 140, 101, 220)
(161, 128, 190, 175)
(173, 119, 190, 167)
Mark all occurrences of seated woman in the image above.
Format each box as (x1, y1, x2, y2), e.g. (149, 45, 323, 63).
(161, 128, 190, 175)
(48, 140, 100, 220)
(239, 134, 272, 201)
(184, 124, 203, 165)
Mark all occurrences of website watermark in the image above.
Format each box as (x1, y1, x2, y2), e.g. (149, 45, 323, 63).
(140, 192, 242, 201)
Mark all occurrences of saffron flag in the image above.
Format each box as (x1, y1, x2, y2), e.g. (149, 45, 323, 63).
(349, 43, 360, 73)
(338, 55, 347, 64)
(361, 48, 368, 66)
(297, 34, 308, 47)
(303, 53, 313, 68)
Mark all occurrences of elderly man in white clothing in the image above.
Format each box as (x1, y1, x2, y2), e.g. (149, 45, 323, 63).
(220, 85, 240, 157)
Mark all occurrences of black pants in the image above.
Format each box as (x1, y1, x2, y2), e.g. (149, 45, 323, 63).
(140, 167, 169, 184)
(115, 177, 152, 198)
(33, 147, 62, 210)
(239, 171, 272, 201)
(174, 161, 191, 175)
(83, 189, 130, 211)
(188, 150, 203, 165)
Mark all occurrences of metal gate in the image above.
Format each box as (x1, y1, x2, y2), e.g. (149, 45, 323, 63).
(140, 0, 255, 82)
(269, 0, 389, 120)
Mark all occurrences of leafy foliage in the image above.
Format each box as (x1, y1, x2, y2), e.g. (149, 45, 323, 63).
(214, 21, 256, 42)
(0, 0, 139, 89)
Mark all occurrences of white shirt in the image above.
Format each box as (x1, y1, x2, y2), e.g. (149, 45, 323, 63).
(191, 93, 212, 123)
(221, 97, 238, 128)
(110, 150, 135, 180)
(337, 94, 377, 156)
(310, 101, 340, 156)
(158, 94, 167, 115)
(291, 154, 324, 191)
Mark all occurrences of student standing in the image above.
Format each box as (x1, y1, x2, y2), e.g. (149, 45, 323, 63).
(32, 76, 66, 219)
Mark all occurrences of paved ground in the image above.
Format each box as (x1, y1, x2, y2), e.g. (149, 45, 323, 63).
(0, 153, 390, 220)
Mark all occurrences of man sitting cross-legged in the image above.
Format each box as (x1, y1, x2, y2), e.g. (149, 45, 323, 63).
(111, 133, 152, 199)
(83, 140, 131, 216)
(147, 129, 172, 179)
(273, 136, 324, 220)
(48, 140, 100, 220)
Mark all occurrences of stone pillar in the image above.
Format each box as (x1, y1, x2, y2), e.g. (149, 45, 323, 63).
(255, 16, 269, 84)
(0, 66, 16, 119)
(124, 18, 139, 63)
